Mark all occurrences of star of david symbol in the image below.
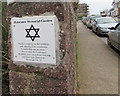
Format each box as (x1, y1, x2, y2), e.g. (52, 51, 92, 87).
(25, 25, 40, 41)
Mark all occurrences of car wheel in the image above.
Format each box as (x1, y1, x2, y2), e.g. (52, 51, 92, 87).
(96, 29, 100, 36)
(92, 27, 94, 32)
(107, 37, 112, 47)
(96, 31, 99, 35)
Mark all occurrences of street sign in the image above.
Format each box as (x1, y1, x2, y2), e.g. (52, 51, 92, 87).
(11, 16, 57, 65)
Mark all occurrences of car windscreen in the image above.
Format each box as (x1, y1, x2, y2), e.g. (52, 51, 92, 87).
(91, 17, 96, 20)
(97, 18, 116, 24)
(115, 24, 120, 31)
(91, 16, 101, 20)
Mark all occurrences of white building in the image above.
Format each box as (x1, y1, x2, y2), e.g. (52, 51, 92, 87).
(111, 0, 120, 17)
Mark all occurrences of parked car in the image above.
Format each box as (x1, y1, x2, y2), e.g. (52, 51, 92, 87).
(91, 18, 99, 31)
(86, 15, 101, 29)
(83, 17, 89, 25)
(82, 17, 88, 25)
(92, 17, 118, 36)
(107, 23, 120, 51)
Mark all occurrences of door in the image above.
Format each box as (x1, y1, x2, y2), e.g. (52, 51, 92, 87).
(110, 24, 120, 49)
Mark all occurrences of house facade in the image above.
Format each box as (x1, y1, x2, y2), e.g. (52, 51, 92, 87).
(76, 3, 89, 19)
(110, 0, 120, 21)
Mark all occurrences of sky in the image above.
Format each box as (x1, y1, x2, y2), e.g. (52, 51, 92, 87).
(79, 0, 114, 15)
(7, 0, 13, 2)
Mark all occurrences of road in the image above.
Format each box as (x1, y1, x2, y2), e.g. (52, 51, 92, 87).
(76, 21, 119, 94)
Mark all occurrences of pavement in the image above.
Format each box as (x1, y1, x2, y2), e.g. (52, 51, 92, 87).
(76, 21, 119, 94)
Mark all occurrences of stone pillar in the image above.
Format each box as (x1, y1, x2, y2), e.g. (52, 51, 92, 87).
(7, 2, 77, 94)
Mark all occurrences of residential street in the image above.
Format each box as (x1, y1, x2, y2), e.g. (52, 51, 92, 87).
(77, 20, 118, 94)
(4, 0, 120, 95)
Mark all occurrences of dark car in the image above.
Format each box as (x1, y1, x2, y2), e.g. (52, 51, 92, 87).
(107, 23, 120, 51)
(92, 17, 118, 36)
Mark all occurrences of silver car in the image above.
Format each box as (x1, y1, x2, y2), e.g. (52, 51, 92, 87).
(87, 16, 101, 29)
(92, 17, 118, 36)
(82, 17, 88, 25)
(107, 23, 120, 51)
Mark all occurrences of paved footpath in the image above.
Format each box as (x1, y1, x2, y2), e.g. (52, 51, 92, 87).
(77, 21, 118, 94)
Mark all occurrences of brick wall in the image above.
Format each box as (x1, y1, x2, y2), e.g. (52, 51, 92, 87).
(7, 2, 77, 94)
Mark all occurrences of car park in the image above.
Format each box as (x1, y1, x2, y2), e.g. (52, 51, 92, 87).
(92, 17, 118, 36)
(107, 23, 120, 51)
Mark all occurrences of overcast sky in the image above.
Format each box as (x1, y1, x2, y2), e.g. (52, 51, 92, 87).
(7, 0, 13, 2)
(79, 0, 114, 15)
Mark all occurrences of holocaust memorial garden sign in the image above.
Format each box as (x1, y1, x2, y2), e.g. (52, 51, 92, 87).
(11, 16, 58, 67)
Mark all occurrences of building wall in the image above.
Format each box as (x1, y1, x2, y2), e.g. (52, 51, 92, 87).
(112, 0, 120, 17)
(77, 3, 89, 18)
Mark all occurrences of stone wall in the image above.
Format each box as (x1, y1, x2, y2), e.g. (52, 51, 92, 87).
(7, 2, 77, 94)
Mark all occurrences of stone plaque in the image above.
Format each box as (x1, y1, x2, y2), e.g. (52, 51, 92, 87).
(11, 16, 57, 65)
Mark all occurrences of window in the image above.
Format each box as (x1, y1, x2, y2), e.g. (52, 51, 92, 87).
(97, 18, 116, 24)
(116, 24, 120, 31)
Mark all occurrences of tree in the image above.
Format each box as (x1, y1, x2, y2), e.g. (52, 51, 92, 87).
(1, 1, 10, 95)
